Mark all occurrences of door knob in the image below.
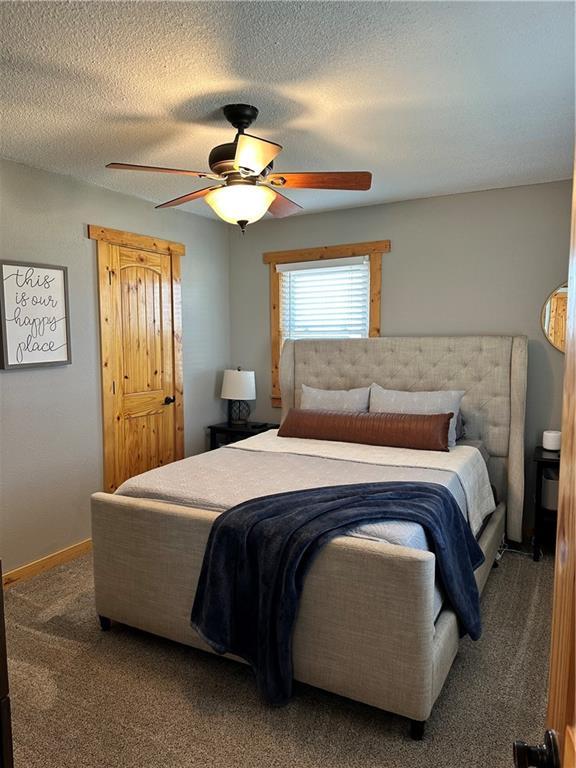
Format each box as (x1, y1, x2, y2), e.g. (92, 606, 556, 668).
(513, 730, 560, 768)
(164, 396, 176, 405)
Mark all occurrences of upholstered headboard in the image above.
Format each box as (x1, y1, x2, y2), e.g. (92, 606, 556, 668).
(279, 336, 528, 542)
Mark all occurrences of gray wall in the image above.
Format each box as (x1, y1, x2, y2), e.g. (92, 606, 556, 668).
(0, 159, 230, 571)
(1, 165, 571, 571)
(229, 181, 572, 528)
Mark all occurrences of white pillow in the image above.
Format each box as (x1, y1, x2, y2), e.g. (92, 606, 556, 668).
(369, 384, 465, 447)
(300, 384, 370, 412)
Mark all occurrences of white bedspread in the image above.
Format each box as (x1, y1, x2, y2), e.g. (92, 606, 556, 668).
(117, 432, 495, 622)
(228, 430, 495, 536)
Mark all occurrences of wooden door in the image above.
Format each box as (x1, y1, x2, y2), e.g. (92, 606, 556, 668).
(513, 171, 575, 768)
(546, 167, 576, 765)
(89, 226, 185, 491)
(0, 562, 14, 768)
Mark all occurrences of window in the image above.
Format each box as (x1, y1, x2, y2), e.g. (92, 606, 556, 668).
(264, 240, 390, 405)
(278, 257, 370, 341)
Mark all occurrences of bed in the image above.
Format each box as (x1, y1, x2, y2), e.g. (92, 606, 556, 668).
(91, 335, 527, 736)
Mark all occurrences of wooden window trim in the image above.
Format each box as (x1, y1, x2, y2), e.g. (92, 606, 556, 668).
(263, 240, 390, 407)
(89, 225, 185, 488)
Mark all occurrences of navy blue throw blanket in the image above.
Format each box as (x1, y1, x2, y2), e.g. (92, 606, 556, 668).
(191, 482, 485, 706)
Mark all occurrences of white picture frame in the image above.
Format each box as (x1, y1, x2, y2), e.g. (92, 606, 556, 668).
(0, 260, 71, 369)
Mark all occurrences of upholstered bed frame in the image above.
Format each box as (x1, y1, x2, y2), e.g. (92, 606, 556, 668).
(91, 335, 527, 737)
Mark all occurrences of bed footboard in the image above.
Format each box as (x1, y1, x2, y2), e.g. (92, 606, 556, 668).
(91, 493, 504, 723)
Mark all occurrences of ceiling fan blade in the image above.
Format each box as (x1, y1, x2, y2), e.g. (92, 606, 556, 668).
(155, 185, 222, 209)
(267, 189, 303, 218)
(107, 162, 220, 180)
(234, 134, 282, 175)
(267, 171, 372, 190)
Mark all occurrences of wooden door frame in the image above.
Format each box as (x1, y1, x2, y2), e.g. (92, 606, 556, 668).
(88, 225, 185, 491)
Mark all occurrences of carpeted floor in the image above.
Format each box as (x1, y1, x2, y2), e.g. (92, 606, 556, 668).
(4, 551, 552, 768)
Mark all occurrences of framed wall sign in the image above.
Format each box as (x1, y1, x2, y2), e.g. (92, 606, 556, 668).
(0, 260, 71, 370)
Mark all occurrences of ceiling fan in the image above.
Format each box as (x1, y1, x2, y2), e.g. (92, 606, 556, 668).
(107, 103, 372, 232)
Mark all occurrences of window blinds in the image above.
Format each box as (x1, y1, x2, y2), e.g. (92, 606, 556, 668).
(278, 256, 370, 341)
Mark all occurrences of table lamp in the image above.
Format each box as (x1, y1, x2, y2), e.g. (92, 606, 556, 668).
(221, 368, 256, 425)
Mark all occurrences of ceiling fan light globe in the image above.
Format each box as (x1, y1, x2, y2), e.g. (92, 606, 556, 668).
(205, 185, 275, 226)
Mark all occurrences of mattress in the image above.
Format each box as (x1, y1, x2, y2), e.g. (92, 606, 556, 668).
(116, 431, 495, 621)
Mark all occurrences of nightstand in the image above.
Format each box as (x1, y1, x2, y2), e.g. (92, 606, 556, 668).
(207, 422, 279, 450)
(532, 446, 561, 562)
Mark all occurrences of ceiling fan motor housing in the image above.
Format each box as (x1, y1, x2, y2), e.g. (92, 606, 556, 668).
(209, 105, 268, 176)
(208, 142, 238, 175)
(208, 141, 273, 177)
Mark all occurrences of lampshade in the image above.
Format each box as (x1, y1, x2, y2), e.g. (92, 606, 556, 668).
(205, 184, 275, 226)
(221, 369, 256, 401)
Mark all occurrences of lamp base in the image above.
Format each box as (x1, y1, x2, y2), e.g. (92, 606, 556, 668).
(228, 400, 251, 425)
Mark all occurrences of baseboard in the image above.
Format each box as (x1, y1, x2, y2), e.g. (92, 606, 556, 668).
(2, 539, 92, 587)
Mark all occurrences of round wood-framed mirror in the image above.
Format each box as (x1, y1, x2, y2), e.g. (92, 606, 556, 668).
(541, 282, 568, 353)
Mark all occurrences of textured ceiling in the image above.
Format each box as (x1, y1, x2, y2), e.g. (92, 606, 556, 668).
(0, 1, 573, 218)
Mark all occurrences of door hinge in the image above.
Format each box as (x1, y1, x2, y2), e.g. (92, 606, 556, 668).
(108, 269, 113, 285)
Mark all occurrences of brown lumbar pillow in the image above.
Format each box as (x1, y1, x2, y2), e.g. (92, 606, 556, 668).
(278, 409, 454, 452)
